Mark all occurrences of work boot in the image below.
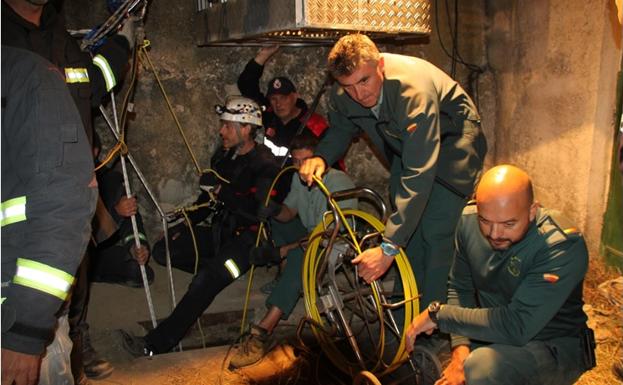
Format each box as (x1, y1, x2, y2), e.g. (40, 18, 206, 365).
(82, 332, 114, 379)
(119, 330, 155, 358)
(229, 324, 271, 369)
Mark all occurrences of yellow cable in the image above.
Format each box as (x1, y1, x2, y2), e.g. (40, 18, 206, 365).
(353, 371, 382, 385)
(201, 168, 231, 184)
(239, 165, 298, 333)
(311, 175, 389, 370)
(139, 45, 203, 175)
(302, 176, 420, 377)
(181, 208, 207, 348)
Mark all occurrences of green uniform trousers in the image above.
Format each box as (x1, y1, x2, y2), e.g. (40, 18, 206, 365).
(265, 218, 308, 318)
(398, 181, 467, 313)
(465, 336, 586, 385)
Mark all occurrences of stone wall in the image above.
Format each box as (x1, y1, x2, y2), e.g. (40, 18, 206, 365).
(485, 0, 622, 255)
(66, 0, 622, 257)
(64, 0, 492, 239)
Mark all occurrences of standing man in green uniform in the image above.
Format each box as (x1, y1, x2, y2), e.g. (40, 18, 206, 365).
(300, 34, 487, 311)
(405, 165, 594, 385)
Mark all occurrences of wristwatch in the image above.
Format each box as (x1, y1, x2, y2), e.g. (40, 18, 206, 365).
(380, 239, 400, 257)
(428, 301, 442, 325)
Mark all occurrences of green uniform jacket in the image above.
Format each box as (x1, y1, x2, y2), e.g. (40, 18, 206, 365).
(315, 53, 487, 246)
(438, 206, 589, 348)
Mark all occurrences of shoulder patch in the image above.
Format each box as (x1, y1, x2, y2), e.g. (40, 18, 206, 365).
(537, 209, 583, 247)
(462, 204, 478, 215)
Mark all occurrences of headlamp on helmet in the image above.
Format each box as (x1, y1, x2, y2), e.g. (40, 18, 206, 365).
(215, 96, 264, 127)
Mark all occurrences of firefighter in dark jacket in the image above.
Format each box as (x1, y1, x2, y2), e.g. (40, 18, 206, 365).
(2, 1, 134, 382)
(2, 0, 132, 145)
(120, 96, 280, 356)
(237, 45, 330, 159)
(1, 46, 97, 385)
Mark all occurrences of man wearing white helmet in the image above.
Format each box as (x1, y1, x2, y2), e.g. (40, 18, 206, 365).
(121, 96, 280, 356)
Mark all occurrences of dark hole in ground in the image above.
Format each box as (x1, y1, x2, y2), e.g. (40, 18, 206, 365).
(135, 311, 449, 384)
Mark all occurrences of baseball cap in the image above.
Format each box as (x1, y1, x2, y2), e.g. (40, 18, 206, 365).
(266, 76, 296, 96)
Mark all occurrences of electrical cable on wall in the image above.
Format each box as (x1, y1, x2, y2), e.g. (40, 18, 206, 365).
(435, 0, 485, 108)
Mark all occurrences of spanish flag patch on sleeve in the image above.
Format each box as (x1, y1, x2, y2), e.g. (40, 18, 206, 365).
(543, 273, 559, 283)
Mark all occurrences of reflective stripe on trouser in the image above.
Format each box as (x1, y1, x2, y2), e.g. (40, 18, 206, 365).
(92, 55, 116, 91)
(1, 196, 26, 227)
(1, 281, 7, 304)
(64, 67, 89, 84)
(123, 232, 148, 245)
(13, 258, 75, 301)
(224, 259, 241, 279)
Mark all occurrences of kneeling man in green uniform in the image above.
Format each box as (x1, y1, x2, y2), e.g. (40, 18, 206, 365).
(406, 165, 594, 385)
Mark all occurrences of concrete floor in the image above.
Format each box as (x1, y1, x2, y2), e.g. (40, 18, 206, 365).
(86, 258, 445, 384)
(86, 261, 311, 384)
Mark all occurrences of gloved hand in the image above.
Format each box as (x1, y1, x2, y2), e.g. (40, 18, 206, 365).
(118, 16, 141, 49)
(199, 172, 220, 194)
(257, 200, 281, 222)
(249, 244, 281, 267)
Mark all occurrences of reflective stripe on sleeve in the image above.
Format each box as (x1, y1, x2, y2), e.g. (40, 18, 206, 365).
(263, 137, 289, 157)
(1, 196, 27, 227)
(64, 68, 90, 83)
(224, 259, 241, 279)
(92, 55, 116, 91)
(12, 258, 75, 301)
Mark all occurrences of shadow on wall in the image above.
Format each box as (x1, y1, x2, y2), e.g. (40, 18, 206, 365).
(609, 0, 622, 49)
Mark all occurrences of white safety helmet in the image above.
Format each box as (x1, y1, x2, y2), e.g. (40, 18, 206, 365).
(215, 96, 263, 127)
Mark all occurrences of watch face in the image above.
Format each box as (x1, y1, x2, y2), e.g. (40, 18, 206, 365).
(380, 242, 399, 257)
(428, 301, 441, 314)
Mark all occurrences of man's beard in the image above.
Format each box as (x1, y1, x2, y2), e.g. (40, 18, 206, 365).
(487, 237, 513, 250)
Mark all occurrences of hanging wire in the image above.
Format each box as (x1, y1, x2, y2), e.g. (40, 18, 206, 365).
(138, 42, 204, 174)
(435, 0, 485, 107)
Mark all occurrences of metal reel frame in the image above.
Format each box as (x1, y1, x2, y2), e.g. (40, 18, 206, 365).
(302, 208, 419, 378)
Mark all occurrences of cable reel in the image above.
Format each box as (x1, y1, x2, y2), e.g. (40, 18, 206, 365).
(301, 182, 424, 380)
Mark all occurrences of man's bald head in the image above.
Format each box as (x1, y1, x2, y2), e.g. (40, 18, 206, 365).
(476, 165, 534, 208)
(475, 165, 538, 250)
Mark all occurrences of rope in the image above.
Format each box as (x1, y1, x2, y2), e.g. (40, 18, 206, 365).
(138, 41, 203, 175)
(108, 89, 158, 328)
(94, 39, 138, 172)
(94, 141, 126, 171)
